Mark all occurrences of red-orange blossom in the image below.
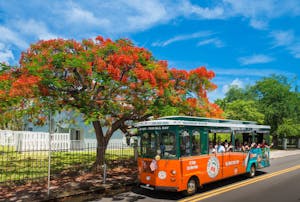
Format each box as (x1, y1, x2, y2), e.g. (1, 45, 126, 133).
(0, 36, 223, 166)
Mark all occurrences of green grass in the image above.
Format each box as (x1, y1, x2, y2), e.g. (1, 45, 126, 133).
(0, 146, 134, 183)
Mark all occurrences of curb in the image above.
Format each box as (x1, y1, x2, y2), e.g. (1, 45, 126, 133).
(44, 181, 137, 202)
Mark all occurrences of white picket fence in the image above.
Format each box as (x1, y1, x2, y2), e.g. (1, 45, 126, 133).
(0, 130, 129, 151)
(0, 130, 70, 151)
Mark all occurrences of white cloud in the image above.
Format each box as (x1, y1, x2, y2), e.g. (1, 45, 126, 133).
(15, 19, 57, 40)
(207, 89, 224, 102)
(152, 31, 213, 47)
(0, 50, 14, 63)
(208, 77, 246, 101)
(181, 1, 225, 19)
(125, 0, 169, 31)
(57, 0, 172, 34)
(224, 0, 300, 29)
(197, 38, 224, 48)
(0, 26, 28, 49)
(250, 19, 268, 30)
(238, 54, 274, 65)
(214, 67, 294, 77)
(290, 44, 300, 58)
(0, 43, 15, 63)
(270, 30, 294, 47)
(222, 78, 243, 93)
(64, 3, 111, 27)
(270, 30, 300, 58)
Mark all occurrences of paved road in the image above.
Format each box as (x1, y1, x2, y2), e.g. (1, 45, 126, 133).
(92, 153, 300, 202)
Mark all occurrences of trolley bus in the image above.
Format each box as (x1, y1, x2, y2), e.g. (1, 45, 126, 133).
(135, 116, 271, 195)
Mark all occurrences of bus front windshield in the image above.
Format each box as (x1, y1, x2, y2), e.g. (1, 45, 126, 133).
(140, 130, 177, 159)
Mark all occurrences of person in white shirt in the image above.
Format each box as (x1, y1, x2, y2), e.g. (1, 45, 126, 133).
(209, 142, 216, 154)
(217, 142, 226, 153)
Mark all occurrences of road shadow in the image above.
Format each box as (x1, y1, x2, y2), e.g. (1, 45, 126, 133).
(130, 171, 268, 201)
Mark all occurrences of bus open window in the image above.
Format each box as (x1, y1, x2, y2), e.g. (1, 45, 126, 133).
(192, 130, 201, 155)
(140, 132, 158, 158)
(159, 132, 176, 158)
(233, 133, 244, 152)
(140, 130, 177, 159)
(180, 130, 191, 157)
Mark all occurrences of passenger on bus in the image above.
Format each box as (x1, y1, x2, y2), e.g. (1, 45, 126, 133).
(261, 139, 273, 148)
(234, 140, 242, 151)
(160, 142, 165, 157)
(214, 142, 219, 152)
(243, 142, 250, 150)
(209, 142, 216, 154)
(224, 140, 229, 150)
(226, 141, 233, 152)
(238, 142, 245, 151)
(250, 142, 257, 148)
(180, 135, 191, 156)
(217, 142, 226, 153)
(192, 139, 200, 155)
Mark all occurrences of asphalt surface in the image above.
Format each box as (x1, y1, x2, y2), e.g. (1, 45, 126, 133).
(93, 151, 300, 202)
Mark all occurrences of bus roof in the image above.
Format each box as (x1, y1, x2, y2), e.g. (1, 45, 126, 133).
(158, 116, 257, 124)
(135, 116, 270, 132)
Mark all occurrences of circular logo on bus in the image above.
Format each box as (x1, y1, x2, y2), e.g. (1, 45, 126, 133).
(207, 156, 220, 178)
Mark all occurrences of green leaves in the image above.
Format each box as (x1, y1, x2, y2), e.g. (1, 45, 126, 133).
(216, 75, 300, 138)
(277, 119, 300, 138)
(224, 100, 264, 124)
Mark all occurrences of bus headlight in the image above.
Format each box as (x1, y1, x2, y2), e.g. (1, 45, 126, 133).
(170, 170, 176, 175)
(158, 171, 167, 180)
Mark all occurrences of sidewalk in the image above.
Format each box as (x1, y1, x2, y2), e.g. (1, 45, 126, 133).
(1, 149, 300, 202)
(270, 149, 300, 159)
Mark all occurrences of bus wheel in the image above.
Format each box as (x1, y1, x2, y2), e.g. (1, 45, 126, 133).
(183, 178, 197, 196)
(248, 164, 256, 178)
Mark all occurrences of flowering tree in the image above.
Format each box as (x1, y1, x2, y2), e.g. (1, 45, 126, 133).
(0, 36, 222, 167)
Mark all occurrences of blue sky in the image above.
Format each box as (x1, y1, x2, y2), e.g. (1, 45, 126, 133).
(0, 0, 299, 101)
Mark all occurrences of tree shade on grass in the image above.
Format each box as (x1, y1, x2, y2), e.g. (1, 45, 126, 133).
(0, 145, 134, 183)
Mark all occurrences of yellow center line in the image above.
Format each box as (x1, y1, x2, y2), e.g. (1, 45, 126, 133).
(179, 165, 300, 202)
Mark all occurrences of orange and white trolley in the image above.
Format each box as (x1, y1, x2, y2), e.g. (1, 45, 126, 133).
(135, 116, 271, 195)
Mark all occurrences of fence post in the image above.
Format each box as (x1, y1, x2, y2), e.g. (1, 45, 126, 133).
(282, 138, 287, 150)
(134, 139, 138, 161)
(103, 163, 107, 184)
(47, 112, 54, 198)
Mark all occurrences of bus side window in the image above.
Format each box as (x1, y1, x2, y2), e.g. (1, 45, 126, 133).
(160, 132, 176, 158)
(192, 131, 201, 155)
(180, 131, 191, 157)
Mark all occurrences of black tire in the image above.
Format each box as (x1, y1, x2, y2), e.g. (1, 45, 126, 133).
(183, 178, 198, 196)
(248, 164, 256, 178)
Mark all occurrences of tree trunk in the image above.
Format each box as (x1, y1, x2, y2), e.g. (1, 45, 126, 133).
(92, 120, 120, 169)
(92, 121, 106, 169)
(273, 135, 279, 148)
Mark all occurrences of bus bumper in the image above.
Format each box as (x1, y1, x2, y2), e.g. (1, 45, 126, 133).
(140, 184, 178, 192)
